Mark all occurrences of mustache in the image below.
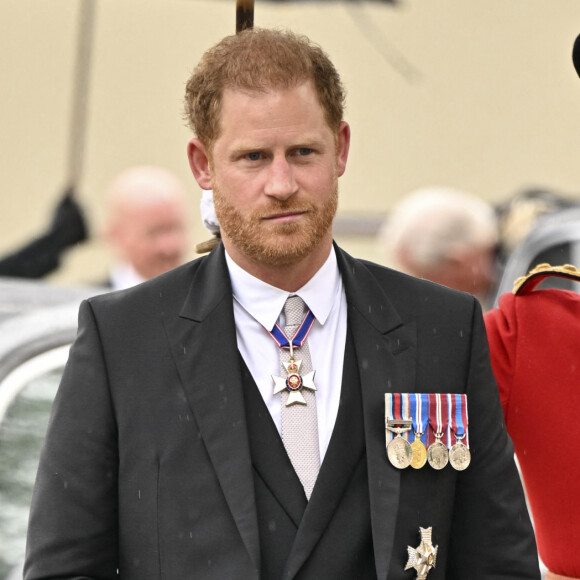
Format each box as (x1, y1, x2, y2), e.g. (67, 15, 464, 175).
(256, 200, 314, 217)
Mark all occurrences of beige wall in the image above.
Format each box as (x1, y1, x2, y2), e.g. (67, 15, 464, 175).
(2, 0, 580, 283)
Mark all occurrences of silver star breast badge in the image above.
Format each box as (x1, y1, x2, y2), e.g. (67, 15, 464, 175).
(405, 527, 438, 580)
(272, 358, 316, 406)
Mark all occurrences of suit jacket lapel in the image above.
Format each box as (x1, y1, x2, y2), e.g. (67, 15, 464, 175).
(162, 245, 260, 573)
(336, 246, 417, 580)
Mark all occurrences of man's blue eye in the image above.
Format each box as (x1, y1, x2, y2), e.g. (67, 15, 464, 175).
(247, 152, 261, 161)
(297, 148, 312, 156)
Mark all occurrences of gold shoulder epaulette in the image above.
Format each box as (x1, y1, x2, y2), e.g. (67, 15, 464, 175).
(512, 263, 580, 295)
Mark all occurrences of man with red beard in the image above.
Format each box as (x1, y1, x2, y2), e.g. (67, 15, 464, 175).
(25, 29, 539, 580)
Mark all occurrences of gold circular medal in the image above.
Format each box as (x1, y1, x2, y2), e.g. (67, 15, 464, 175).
(449, 442, 471, 471)
(387, 435, 413, 469)
(410, 437, 427, 469)
(427, 439, 448, 470)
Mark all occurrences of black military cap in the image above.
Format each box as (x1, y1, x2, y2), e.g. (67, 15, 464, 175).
(573, 34, 580, 77)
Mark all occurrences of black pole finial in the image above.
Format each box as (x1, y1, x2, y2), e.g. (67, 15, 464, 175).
(236, 0, 254, 33)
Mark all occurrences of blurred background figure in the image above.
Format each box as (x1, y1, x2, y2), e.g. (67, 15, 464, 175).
(495, 186, 578, 268)
(102, 165, 189, 290)
(379, 186, 499, 309)
(485, 264, 580, 580)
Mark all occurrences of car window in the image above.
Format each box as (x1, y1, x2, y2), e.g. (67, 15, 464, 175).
(0, 346, 69, 579)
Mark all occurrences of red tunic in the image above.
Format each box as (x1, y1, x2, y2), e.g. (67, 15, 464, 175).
(485, 276, 580, 577)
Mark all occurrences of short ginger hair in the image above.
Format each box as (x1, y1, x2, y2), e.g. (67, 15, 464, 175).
(184, 28, 345, 151)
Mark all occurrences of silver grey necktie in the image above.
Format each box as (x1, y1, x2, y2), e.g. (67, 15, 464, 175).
(279, 295, 320, 499)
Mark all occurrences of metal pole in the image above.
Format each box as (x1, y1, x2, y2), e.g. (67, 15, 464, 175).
(66, 0, 96, 192)
(236, 0, 254, 33)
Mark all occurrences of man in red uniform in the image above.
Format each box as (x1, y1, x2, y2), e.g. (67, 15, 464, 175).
(485, 263, 580, 580)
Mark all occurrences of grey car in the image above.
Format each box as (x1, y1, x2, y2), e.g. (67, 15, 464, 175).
(0, 278, 101, 579)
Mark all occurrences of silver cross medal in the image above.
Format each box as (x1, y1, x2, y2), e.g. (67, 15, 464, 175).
(405, 527, 438, 580)
(272, 340, 317, 406)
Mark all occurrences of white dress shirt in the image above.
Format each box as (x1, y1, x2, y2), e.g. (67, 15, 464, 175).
(225, 247, 347, 462)
(109, 262, 147, 291)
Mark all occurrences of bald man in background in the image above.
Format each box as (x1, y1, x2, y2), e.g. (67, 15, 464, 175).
(102, 165, 190, 290)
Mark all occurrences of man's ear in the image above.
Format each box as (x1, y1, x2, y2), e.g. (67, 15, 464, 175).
(187, 138, 212, 190)
(336, 121, 351, 177)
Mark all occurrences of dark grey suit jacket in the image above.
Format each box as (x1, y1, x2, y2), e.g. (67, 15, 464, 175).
(24, 244, 539, 579)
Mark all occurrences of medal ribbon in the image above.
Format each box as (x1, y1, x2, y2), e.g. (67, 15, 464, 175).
(385, 393, 412, 441)
(410, 393, 428, 445)
(393, 392, 401, 422)
(385, 393, 394, 442)
(428, 393, 441, 443)
(441, 393, 450, 447)
(385, 393, 393, 422)
(445, 393, 453, 447)
(463, 394, 469, 448)
(401, 393, 410, 441)
(269, 309, 316, 349)
(426, 393, 432, 447)
(450, 393, 469, 448)
(409, 393, 417, 443)
(421, 393, 429, 445)
(428, 393, 450, 447)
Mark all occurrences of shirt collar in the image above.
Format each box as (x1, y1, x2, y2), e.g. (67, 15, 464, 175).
(225, 247, 342, 331)
(109, 261, 147, 291)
